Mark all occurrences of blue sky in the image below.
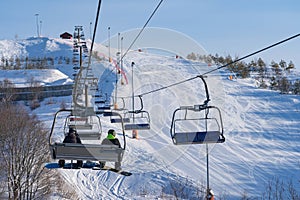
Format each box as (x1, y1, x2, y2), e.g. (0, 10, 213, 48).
(1, 0, 300, 67)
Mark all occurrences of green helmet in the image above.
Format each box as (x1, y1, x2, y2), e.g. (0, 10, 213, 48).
(108, 129, 116, 136)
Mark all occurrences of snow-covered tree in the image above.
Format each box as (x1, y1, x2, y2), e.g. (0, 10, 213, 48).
(286, 61, 295, 72)
(278, 77, 290, 94)
(187, 52, 197, 60)
(279, 59, 287, 71)
(257, 57, 267, 83)
(292, 80, 300, 95)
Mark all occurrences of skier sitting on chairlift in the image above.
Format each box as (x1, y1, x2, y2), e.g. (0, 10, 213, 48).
(58, 127, 82, 167)
(63, 127, 82, 143)
(99, 129, 121, 169)
(101, 129, 121, 147)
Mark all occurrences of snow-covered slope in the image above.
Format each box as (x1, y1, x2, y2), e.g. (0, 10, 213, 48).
(0, 37, 75, 87)
(1, 37, 299, 199)
(0, 37, 73, 59)
(0, 69, 72, 87)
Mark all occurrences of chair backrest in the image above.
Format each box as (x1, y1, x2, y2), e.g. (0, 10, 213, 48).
(51, 143, 124, 162)
(67, 115, 102, 140)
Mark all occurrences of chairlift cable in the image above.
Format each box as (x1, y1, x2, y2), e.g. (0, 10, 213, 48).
(87, 0, 102, 69)
(95, 0, 164, 101)
(202, 33, 300, 76)
(72, 0, 102, 112)
(140, 75, 203, 97)
(137, 33, 300, 97)
(121, 0, 164, 60)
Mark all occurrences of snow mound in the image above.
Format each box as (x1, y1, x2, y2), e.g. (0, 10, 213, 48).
(0, 69, 72, 87)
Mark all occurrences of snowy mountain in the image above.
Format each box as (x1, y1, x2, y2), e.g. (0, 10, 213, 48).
(1, 37, 300, 199)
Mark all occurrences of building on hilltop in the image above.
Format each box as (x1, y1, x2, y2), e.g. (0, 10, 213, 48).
(60, 32, 72, 39)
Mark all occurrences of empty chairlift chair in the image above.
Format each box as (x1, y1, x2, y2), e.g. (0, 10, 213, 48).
(123, 96, 150, 130)
(110, 111, 130, 124)
(170, 104, 225, 145)
(94, 93, 111, 110)
(170, 75, 225, 145)
(109, 97, 130, 123)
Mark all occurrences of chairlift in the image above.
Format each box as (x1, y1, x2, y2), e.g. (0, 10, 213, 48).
(170, 75, 225, 145)
(95, 100, 106, 104)
(123, 96, 150, 130)
(49, 109, 127, 169)
(109, 97, 130, 123)
(96, 96, 130, 123)
(98, 105, 111, 110)
(109, 111, 130, 123)
(169, 76, 225, 200)
(170, 105, 225, 145)
(97, 100, 111, 110)
(66, 114, 102, 140)
(94, 93, 111, 110)
(73, 66, 80, 70)
(124, 62, 151, 130)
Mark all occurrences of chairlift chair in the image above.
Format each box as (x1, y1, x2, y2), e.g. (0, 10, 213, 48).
(110, 97, 130, 123)
(97, 102, 111, 110)
(95, 94, 112, 110)
(110, 111, 130, 124)
(170, 75, 225, 145)
(66, 114, 102, 140)
(170, 105, 225, 145)
(123, 96, 150, 130)
(49, 109, 127, 169)
(124, 110, 151, 130)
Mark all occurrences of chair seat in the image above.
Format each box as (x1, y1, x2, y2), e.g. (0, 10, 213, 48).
(124, 123, 150, 130)
(172, 131, 225, 145)
(111, 118, 130, 123)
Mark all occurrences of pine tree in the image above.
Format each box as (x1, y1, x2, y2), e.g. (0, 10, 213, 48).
(217, 55, 225, 65)
(15, 57, 21, 69)
(248, 59, 258, 72)
(257, 57, 266, 83)
(225, 55, 234, 72)
(286, 61, 295, 72)
(292, 80, 300, 94)
(270, 60, 281, 76)
(237, 61, 249, 78)
(278, 77, 290, 94)
(270, 76, 278, 90)
(187, 52, 197, 60)
(279, 59, 287, 71)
